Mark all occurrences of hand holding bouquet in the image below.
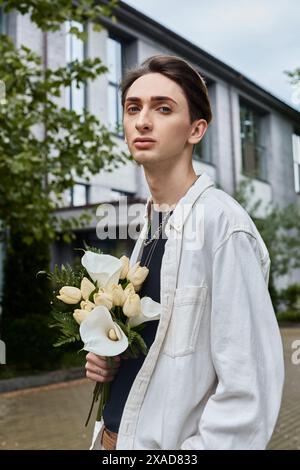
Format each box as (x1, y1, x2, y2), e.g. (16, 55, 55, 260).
(42, 246, 161, 426)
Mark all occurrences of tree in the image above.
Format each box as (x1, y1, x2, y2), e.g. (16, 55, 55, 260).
(234, 178, 300, 311)
(0, 0, 132, 373)
(284, 66, 300, 110)
(0, 0, 128, 247)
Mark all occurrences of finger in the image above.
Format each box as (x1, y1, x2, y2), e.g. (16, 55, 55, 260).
(85, 360, 120, 374)
(86, 352, 112, 366)
(86, 370, 115, 383)
(86, 362, 120, 376)
(86, 360, 120, 371)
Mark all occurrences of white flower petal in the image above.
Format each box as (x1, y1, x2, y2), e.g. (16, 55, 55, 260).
(128, 296, 162, 328)
(79, 305, 128, 356)
(81, 252, 123, 289)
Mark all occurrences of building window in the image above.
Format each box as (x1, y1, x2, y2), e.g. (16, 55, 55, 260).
(0, 7, 6, 34)
(66, 21, 86, 113)
(240, 102, 267, 181)
(107, 36, 123, 136)
(69, 183, 90, 207)
(193, 125, 213, 164)
(292, 133, 300, 194)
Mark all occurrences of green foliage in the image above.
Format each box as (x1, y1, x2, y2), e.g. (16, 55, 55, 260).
(42, 262, 87, 290)
(234, 177, 300, 312)
(0, 35, 130, 246)
(234, 178, 300, 277)
(276, 310, 300, 323)
(0, 1, 130, 247)
(284, 67, 300, 87)
(277, 283, 300, 313)
(115, 319, 148, 358)
(2, 313, 63, 371)
(49, 310, 81, 347)
(0, 0, 129, 374)
(0, 233, 66, 372)
(1, 233, 51, 321)
(82, 241, 103, 254)
(0, 0, 119, 36)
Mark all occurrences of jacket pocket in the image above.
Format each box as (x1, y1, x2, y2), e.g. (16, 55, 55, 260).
(162, 285, 208, 358)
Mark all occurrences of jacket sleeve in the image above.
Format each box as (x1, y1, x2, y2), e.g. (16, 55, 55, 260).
(180, 230, 285, 450)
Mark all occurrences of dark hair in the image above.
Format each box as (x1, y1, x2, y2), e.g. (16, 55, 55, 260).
(120, 54, 212, 125)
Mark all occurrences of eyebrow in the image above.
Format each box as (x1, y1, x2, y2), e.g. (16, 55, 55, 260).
(125, 96, 178, 105)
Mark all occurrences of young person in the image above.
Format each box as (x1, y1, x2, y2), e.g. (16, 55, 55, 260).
(87, 55, 284, 450)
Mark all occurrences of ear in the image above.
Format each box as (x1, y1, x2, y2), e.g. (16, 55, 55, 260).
(188, 119, 208, 145)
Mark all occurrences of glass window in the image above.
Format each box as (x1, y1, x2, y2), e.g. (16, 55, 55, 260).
(292, 133, 300, 193)
(0, 7, 6, 35)
(240, 102, 267, 181)
(66, 21, 86, 113)
(69, 183, 90, 207)
(193, 124, 213, 164)
(107, 36, 124, 136)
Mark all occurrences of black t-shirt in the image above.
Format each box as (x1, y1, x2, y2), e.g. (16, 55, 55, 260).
(102, 208, 173, 433)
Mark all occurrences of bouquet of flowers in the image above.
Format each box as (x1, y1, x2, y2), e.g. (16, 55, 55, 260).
(41, 246, 161, 426)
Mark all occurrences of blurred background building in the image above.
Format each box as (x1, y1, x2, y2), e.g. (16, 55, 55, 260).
(0, 1, 299, 292)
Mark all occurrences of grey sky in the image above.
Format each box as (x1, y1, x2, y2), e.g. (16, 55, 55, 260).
(125, 0, 300, 110)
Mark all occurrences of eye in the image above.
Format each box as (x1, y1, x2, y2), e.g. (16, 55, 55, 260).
(158, 106, 171, 113)
(127, 106, 139, 113)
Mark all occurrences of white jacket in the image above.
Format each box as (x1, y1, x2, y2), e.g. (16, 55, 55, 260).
(91, 172, 284, 450)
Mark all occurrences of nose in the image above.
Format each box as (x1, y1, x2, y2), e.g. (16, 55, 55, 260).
(135, 109, 153, 133)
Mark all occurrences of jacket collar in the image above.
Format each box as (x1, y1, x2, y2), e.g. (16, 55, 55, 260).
(142, 172, 215, 232)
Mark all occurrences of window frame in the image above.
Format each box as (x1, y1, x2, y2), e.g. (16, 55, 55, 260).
(0, 6, 6, 35)
(107, 34, 124, 138)
(292, 133, 300, 194)
(65, 20, 87, 113)
(239, 100, 268, 182)
(192, 123, 213, 165)
(69, 182, 90, 207)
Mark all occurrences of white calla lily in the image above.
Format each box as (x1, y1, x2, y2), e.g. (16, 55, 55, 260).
(79, 306, 128, 356)
(81, 251, 123, 289)
(128, 296, 162, 328)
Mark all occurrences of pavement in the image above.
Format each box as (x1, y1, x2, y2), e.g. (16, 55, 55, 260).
(0, 326, 299, 450)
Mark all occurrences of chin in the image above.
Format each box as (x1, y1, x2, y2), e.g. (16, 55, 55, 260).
(132, 151, 156, 164)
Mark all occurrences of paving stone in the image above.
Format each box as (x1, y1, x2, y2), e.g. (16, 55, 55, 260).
(0, 327, 299, 449)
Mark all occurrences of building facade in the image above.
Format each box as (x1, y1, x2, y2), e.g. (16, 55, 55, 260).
(0, 1, 300, 291)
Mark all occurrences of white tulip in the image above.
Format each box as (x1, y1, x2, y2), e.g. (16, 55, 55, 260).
(93, 288, 113, 310)
(57, 286, 82, 304)
(80, 277, 96, 301)
(123, 293, 142, 318)
(124, 282, 136, 299)
(80, 300, 95, 312)
(119, 255, 130, 280)
(73, 309, 91, 325)
(127, 262, 149, 292)
(110, 283, 126, 307)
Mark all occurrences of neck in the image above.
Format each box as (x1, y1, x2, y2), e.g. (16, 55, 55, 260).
(144, 163, 199, 212)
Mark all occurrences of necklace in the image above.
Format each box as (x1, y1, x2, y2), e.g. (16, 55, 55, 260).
(142, 210, 172, 267)
(143, 209, 172, 247)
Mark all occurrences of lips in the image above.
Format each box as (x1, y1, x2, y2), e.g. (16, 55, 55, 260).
(133, 137, 156, 143)
(134, 140, 156, 149)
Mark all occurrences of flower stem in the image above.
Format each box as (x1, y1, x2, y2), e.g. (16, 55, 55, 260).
(96, 382, 110, 422)
(85, 381, 102, 427)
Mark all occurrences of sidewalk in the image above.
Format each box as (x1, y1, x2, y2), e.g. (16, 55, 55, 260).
(0, 326, 299, 450)
(267, 326, 300, 450)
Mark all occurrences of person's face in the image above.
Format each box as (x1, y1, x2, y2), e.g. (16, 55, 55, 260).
(123, 72, 207, 167)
